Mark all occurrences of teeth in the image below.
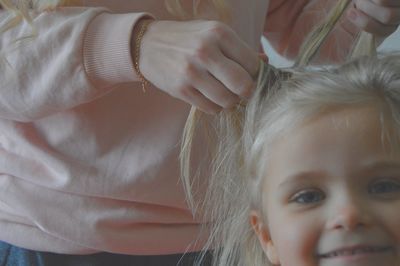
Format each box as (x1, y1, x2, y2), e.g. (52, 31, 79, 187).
(322, 247, 390, 258)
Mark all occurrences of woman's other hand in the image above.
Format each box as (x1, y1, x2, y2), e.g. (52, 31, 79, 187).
(348, 0, 400, 40)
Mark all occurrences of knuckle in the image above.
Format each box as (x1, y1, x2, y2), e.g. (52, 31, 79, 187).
(209, 21, 230, 39)
(193, 44, 212, 63)
(182, 61, 197, 78)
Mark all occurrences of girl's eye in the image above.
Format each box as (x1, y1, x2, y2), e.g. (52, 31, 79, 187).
(290, 190, 325, 204)
(369, 180, 400, 194)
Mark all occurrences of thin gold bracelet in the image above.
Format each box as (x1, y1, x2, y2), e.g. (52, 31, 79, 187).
(134, 19, 154, 92)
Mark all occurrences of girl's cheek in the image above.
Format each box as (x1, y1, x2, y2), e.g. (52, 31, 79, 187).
(276, 219, 320, 266)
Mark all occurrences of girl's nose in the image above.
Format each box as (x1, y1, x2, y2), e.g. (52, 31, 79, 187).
(326, 199, 372, 231)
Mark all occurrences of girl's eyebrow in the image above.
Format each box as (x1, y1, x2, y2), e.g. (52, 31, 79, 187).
(361, 160, 400, 172)
(278, 161, 400, 189)
(278, 171, 325, 189)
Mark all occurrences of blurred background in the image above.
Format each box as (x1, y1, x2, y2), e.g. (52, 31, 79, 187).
(263, 27, 400, 67)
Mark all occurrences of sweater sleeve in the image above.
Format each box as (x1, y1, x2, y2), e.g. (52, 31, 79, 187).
(264, 0, 359, 63)
(0, 7, 152, 122)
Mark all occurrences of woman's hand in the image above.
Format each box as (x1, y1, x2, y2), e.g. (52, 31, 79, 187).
(348, 0, 400, 40)
(138, 20, 260, 114)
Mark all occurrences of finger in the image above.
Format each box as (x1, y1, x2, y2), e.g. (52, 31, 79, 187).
(179, 86, 222, 114)
(206, 50, 256, 99)
(347, 6, 398, 36)
(353, 0, 400, 25)
(190, 68, 240, 109)
(209, 22, 260, 77)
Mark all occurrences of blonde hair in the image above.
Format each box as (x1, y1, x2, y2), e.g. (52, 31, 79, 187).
(199, 53, 400, 266)
(179, 0, 400, 265)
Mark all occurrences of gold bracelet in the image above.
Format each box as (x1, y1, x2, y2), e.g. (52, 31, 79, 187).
(134, 19, 154, 92)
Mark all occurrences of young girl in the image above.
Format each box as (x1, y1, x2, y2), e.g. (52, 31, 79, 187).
(250, 54, 400, 265)
(180, 1, 400, 265)
(0, 0, 399, 265)
(186, 52, 400, 266)
(249, 58, 400, 265)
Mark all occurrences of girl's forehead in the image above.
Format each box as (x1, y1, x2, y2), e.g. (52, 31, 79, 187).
(275, 104, 397, 150)
(304, 104, 382, 128)
(262, 105, 400, 187)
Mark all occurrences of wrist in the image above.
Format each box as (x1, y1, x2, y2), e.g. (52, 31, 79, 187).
(130, 18, 155, 91)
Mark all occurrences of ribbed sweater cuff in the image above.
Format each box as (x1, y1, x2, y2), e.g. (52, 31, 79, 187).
(83, 12, 153, 89)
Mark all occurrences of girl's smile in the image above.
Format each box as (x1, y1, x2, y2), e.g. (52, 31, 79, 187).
(252, 105, 400, 266)
(318, 245, 394, 262)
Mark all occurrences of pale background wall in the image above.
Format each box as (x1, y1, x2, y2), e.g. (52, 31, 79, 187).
(262, 27, 400, 67)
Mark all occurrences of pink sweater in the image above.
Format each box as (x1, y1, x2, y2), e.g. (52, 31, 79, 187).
(0, 0, 356, 255)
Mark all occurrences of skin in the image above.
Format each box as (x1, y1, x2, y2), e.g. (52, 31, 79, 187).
(137, 0, 400, 114)
(251, 105, 400, 266)
(1, 1, 399, 114)
(139, 19, 259, 114)
(348, 0, 400, 40)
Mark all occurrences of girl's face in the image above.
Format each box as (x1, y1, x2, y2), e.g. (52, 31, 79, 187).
(251, 106, 400, 266)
